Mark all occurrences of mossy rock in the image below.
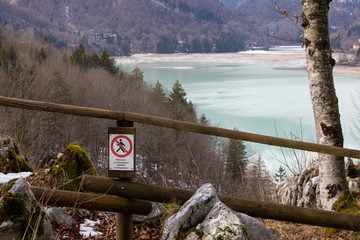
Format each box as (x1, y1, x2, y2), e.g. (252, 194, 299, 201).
(50, 142, 97, 191)
(0, 137, 33, 173)
(326, 191, 360, 237)
(0, 178, 51, 239)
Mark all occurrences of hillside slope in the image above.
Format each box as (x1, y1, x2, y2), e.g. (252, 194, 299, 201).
(220, 0, 360, 50)
(0, 0, 254, 54)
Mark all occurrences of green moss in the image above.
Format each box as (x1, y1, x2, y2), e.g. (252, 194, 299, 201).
(162, 202, 181, 210)
(0, 147, 33, 173)
(0, 181, 45, 239)
(50, 142, 97, 191)
(241, 225, 252, 240)
(326, 191, 360, 237)
(0, 178, 17, 193)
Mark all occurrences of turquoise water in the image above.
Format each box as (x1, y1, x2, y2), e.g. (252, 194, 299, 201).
(121, 61, 360, 172)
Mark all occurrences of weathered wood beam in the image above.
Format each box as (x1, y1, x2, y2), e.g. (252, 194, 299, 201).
(0, 95, 360, 158)
(31, 187, 152, 215)
(81, 175, 360, 231)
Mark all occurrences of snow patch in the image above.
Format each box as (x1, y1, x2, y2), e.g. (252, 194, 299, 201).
(0, 172, 32, 184)
(79, 219, 102, 239)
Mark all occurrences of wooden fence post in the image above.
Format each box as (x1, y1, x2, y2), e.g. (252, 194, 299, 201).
(109, 120, 136, 240)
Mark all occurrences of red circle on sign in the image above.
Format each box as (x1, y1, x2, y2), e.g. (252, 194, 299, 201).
(110, 135, 133, 158)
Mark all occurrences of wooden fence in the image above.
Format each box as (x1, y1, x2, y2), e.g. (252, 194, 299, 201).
(0, 96, 360, 158)
(81, 175, 360, 231)
(1, 96, 360, 235)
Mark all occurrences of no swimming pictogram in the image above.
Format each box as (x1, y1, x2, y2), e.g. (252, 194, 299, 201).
(110, 135, 133, 158)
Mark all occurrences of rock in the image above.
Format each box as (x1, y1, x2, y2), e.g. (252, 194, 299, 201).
(0, 178, 53, 239)
(277, 159, 360, 209)
(161, 183, 218, 240)
(46, 207, 75, 228)
(235, 211, 278, 240)
(192, 201, 245, 239)
(348, 179, 360, 193)
(161, 183, 278, 240)
(50, 142, 97, 191)
(277, 163, 322, 209)
(133, 202, 167, 224)
(0, 136, 33, 173)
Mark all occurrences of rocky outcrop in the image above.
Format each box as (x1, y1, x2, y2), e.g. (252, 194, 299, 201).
(0, 136, 33, 173)
(277, 163, 321, 208)
(277, 158, 360, 209)
(50, 142, 97, 191)
(0, 178, 53, 239)
(161, 183, 277, 240)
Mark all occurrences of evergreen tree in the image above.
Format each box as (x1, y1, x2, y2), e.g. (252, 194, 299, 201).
(199, 114, 210, 125)
(100, 48, 119, 75)
(70, 43, 87, 68)
(275, 165, 287, 182)
(87, 52, 100, 68)
(131, 67, 144, 83)
(0, 46, 20, 75)
(152, 80, 167, 103)
(169, 80, 187, 105)
(226, 131, 248, 183)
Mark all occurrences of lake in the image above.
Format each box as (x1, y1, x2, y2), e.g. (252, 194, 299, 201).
(118, 48, 360, 172)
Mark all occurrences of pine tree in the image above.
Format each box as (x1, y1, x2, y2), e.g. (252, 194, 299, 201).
(169, 80, 187, 105)
(100, 49, 119, 75)
(131, 67, 144, 83)
(152, 80, 166, 103)
(275, 165, 287, 182)
(226, 131, 248, 183)
(168, 80, 188, 121)
(87, 52, 100, 68)
(70, 43, 87, 68)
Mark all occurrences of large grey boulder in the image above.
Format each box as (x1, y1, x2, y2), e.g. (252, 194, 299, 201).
(0, 178, 53, 240)
(161, 183, 218, 239)
(161, 183, 278, 240)
(192, 201, 250, 240)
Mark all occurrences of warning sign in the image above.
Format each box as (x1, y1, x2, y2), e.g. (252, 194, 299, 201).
(109, 134, 134, 171)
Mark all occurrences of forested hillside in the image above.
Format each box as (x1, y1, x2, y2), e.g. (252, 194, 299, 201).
(0, 0, 253, 55)
(220, 0, 360, 50)
(0, 28, 274, 200)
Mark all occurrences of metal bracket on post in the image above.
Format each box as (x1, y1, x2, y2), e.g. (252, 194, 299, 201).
(109, 120, 135, 240)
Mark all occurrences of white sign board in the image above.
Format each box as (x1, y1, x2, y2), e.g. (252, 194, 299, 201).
(109, 134, 134, 171)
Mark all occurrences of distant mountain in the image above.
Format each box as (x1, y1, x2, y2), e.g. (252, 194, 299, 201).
(220, 0, 360, 50)
(0, 0, 258, 55)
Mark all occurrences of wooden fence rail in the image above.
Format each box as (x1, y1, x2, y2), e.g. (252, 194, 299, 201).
(31, 186, 152, 215)
(0, 96, 360, 158)
(81, 175, 360, 231)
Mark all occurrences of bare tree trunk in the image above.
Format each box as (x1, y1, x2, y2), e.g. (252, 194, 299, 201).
(302, 0, 349, 210)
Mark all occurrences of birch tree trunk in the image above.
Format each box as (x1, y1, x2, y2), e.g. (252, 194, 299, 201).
(302, 0, 349, 210)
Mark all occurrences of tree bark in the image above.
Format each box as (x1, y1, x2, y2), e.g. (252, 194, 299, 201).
(302, 0, 349, 210)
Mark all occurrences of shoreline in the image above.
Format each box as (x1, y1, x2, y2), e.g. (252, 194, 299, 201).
(115, 52, 360, 78)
